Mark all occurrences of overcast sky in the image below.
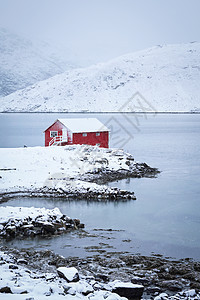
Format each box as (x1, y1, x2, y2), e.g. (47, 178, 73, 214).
(0, 0, 199, 64)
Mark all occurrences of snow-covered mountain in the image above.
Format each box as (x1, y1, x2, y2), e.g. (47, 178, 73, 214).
(0, 28, 77, 97)
(0, 42, 200, 112)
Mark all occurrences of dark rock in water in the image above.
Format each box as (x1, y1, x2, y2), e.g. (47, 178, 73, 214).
(73, 219, 80, 226)
(78, 223, 85, 228)
(112, 282, 144, 300)
(6, 226, 16, 236)
(0, 286, 12, 293)
(42, 223, 56, 234)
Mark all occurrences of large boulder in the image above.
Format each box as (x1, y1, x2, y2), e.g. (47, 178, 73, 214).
(111, 281, 144, 300)
(57, 266, 79, 282)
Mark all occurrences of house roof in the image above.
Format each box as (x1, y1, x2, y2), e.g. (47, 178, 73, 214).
(45, 118, 109, 133)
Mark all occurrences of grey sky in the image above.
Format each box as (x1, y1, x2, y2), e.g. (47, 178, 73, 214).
(0, 0, 199, 64)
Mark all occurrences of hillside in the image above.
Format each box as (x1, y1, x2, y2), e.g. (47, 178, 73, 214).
(0, 42, 200, 112)
(0, 28, 76, 97)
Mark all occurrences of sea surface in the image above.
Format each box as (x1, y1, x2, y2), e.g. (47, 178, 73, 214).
(0, 113, 200, 260)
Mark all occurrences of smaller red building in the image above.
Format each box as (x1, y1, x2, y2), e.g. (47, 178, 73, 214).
(44, 118, 109, 148)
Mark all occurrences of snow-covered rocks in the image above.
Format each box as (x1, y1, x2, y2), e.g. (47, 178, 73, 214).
(57, 267, 80, 282)
(0, 206, 84, 238)
(0, 250, 138, 299)
(0, 145, 158, 201)
(154, 289, 198, 300)
(109, 281, 144, 300)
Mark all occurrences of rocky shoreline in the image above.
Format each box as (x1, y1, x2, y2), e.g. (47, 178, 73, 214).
(80, 162, 159, 185)
(0, 206, 84, 239)
(0, 246, 200, 299)
(0, 145, 159, 202)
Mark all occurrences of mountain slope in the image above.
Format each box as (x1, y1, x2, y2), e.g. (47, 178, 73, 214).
(0, 28, 76, 97)
(0, 42, 200, 112)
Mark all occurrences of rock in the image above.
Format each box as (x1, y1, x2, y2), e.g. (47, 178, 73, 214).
(95, 273, 109, 282)
(131, 276, 150, 285)
(154, 292, 168, 300)
(42, 222, 56, 234)
(111, 281, 144, 300)
(57, 266, 80, 282)
(64, 281, 94, 296)
(9, 264, 18, 269)
(145, 286, 161, 294)
(17, 259, 28, 265)
(159, 280, 184, 291)
(0, 286, 12, 293)
(183, 289, 196, 297)
(6, 225, 16, 236)
(78, 223, 85, 228)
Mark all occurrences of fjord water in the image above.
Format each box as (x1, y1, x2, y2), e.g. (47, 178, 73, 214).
(0, 113, 200, 260)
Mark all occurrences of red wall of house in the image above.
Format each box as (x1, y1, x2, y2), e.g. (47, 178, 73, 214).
(73, 131, 109, 148)
(45, 120, 109, 148)
(45, 121, 65, 146)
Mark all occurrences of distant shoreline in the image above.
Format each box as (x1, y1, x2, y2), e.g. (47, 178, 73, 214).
(0, 111, 200, 114)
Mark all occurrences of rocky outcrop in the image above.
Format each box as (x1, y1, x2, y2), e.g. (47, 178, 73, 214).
(0, 207, 84, 239)
(29, 185, 136, 201)
(0, 145, 159, 202)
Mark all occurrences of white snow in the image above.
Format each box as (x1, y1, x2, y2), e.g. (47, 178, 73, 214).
(0, 28, 77, 98)
(111, 280, 143, 289)
(57, 118, 109, 133)
(0, 250, 129, 300)
(57, 267, 79, 282)
(0, 42, 200, 112)
(0, 145, 132, 196)
(0, 206, 63, 225)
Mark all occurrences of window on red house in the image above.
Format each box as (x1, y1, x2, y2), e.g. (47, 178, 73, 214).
(96, 132, 100, 136)
(50, 131, 58, 137)
(82, 133, 87, 137)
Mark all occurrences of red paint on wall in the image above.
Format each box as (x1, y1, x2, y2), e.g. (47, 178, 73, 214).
(73, 132, 109, 148)
(45, 121, 64, 147)
(44, 120, 109, 148)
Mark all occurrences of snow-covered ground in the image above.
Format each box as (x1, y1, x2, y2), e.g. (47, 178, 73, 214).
(0, 248, 199, 300)
(0, 42, 200, 112)
(0, 249, 136, 300)
(0, 144, 156, 200)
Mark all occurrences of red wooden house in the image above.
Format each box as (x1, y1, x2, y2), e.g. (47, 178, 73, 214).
(44, 118, 109, 148)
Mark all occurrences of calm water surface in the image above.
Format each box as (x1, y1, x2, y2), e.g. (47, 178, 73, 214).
(0, 113, 200, 260)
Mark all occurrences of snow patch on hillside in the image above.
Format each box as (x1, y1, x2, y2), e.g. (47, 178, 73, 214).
(0, 28, 77, 97)
(0, 42, 200, 112)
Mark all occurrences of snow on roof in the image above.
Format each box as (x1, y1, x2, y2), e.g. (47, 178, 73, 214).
(57, 118, 109, 133)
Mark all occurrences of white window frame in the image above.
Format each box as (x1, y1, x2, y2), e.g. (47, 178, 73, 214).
(82, 133, 87, 137)
(50, 131, 58, 137)
(96, 143, 100, 146)
(96, 132, 100, 136)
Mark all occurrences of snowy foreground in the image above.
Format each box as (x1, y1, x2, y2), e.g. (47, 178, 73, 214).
(0, 145, 158, 201)
(0, 248, 199, 300)
(0, 249, 143, 300)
